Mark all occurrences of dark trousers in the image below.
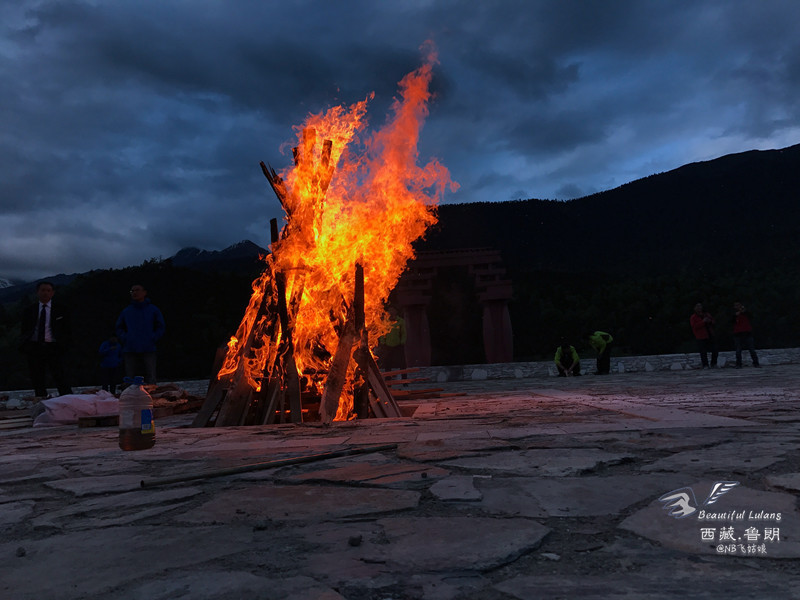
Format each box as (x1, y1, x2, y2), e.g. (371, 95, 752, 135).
(596, 346, 612, 374)
(376, 344, 406, 372)
(696, 337, 718, 367)
(25, 342, 72, 397)
(734, 333, 759, 367)
(101, 366, 121, 394)
(124, 352, 157, 384)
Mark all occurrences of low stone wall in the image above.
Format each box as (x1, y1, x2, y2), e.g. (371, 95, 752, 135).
(4, 348, 799, 409)
(413, 347, 800, 383)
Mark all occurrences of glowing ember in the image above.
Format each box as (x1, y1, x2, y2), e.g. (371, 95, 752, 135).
(218, 43, 457, 421)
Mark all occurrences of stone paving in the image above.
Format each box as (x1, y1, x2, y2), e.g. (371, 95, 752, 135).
(1, 364, 800, 599)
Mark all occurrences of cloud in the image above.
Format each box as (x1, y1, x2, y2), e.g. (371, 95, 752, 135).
(1, 0, 798, 280)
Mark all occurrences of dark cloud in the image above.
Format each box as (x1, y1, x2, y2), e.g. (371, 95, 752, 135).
(1, 0, 798, 280)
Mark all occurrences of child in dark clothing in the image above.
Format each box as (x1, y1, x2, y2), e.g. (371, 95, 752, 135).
(99, 334, 123, 394)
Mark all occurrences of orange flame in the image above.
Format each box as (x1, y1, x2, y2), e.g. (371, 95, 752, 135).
(220, 43, 458, 420)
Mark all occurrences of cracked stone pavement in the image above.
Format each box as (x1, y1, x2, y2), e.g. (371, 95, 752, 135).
(2, 364, 800, 599)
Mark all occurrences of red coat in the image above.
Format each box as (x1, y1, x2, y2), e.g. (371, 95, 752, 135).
(733, 312, 753, 334)
(690, 312, 714, 340)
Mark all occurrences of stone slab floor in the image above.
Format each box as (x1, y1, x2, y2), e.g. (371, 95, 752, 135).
(2, 364, 800, 599)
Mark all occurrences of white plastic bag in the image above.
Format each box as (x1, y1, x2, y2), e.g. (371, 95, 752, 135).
(33, 391, 119, 427)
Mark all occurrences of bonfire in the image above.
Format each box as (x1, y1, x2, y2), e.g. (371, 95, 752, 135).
(194, 44, 457, 427)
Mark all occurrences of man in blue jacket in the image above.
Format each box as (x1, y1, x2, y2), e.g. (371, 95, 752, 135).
(115, 284, 165, 384)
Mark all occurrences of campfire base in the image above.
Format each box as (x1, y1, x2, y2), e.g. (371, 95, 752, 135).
(191, 363, 402, 427)
(192, 262, 401, 428)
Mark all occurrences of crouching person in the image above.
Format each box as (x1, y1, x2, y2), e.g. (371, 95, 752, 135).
(555, 342, 581, 377)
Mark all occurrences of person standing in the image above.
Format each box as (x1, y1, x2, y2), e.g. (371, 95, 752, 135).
(115, 284, 165, 385)
(731, 302, 760, 368)
(690, 302, 718, 369)
(554, 341, 581, 377)
(376, 305, 407, 372)
(19, 281, 73, 398)
(585, 331, 614, 375)
(98, 334, 123, 394)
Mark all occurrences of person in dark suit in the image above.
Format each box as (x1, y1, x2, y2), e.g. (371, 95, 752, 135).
(20, 281, 73, 398)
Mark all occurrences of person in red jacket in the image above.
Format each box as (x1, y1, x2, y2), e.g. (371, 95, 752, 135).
(690, 303, 718, 368)
(731, 301, 760, 368)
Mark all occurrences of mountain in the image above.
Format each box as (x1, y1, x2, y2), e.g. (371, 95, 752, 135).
(170, 240, 268, 273)
(0, 273, 81, 305)
(0, 240, 268, 305)
(420, 143, 800, 278)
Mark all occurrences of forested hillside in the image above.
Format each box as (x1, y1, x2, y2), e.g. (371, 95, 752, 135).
(424, 144, 800, 276)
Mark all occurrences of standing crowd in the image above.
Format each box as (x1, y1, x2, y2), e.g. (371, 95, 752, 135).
(18, 281, 765, 398)
(20, 281, 165, 400)
(689, 301, 759, 370)
(554, 301, 761, 376)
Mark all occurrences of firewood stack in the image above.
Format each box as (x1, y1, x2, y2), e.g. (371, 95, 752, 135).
(193, 129, 401, 427)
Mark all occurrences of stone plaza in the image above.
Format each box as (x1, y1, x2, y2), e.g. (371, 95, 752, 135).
(2, 361, 800, 599)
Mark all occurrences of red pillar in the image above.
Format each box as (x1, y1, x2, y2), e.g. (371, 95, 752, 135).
(482, 299, 513, 363)
(399, 302, 431, 367)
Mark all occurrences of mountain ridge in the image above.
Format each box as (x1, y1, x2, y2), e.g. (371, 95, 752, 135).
(420, 143, 800, 277)
(0, 240, 268, 304)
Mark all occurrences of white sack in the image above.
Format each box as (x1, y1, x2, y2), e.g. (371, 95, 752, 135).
(33, 391, 119, 427)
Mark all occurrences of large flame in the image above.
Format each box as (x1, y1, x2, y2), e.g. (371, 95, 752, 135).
(219, 44, 457, 420)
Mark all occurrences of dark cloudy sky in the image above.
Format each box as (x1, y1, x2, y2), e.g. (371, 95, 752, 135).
(2, 0, 799, 282)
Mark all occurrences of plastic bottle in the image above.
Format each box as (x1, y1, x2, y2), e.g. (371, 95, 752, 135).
(118, 376, 155, 451)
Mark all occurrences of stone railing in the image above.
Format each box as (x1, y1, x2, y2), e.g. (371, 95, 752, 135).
(411, 347, 800, 383)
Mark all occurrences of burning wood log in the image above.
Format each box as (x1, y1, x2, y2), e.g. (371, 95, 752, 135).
(364, 352, 401, 418)
(354, 263, 401, 419)
(318, 263, 402, 423)
(192, 282, 278, 427)
(273, 270, 302, 423)
(318, 310, 358, 424)
(353, 263, 371, 419)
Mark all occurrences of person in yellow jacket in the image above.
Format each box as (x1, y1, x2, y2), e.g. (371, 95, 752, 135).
(585, 331, 614, 375)
(377, 305, 407, 371)
(554, 342, 581, 377)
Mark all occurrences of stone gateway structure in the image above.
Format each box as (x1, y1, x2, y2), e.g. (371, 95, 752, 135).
(394, 248, 513, 367)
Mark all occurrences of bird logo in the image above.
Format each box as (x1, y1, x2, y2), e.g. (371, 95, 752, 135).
(658, 481, 739, 519)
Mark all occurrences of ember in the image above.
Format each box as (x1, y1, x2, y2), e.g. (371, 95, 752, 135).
(194, 44, 457, 427)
